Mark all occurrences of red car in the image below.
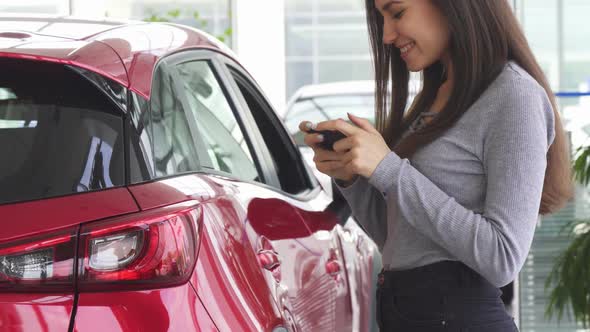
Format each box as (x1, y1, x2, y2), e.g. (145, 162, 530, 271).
(0, 17, 380, 332)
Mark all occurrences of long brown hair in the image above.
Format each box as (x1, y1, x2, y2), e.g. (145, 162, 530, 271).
(365, 0, 573, 214)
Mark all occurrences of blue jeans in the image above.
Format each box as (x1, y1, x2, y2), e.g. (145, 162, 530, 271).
(376, 261, 518, 331)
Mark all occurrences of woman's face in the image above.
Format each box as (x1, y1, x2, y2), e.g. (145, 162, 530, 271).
(375, 0, 451, 72)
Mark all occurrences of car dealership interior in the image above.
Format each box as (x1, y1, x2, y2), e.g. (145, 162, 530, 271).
(0, 1, 589, 331)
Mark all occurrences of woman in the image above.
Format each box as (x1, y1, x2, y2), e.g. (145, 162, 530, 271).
(300, 0, 573, 331)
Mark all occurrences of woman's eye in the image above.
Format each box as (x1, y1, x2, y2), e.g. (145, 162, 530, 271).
(392, 9, 405, 19)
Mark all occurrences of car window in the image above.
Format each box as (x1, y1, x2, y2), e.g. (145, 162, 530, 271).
(175, 61, 260, 183)
(151, 64, 201, 177)
(228, 66, 315, 194)
(128, 91, 155, 183)
(0, 58, 124, 205)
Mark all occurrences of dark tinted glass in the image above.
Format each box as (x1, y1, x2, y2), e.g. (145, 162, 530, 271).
(0, 58, 124, 204)
(128, 92, 154, 183)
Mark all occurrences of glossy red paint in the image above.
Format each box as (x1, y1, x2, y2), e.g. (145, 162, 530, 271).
(192, 210, 283, 332)
(73, 284, 218, 332)
(127, 175, 217, 211)
(0, 17, 237, 99)
(94, 24, 224, 99)
(0, 188, 138, 242)
(0, 16, 380, 331)
(247, 198, 340, 239)
(130, 175, 286, 331)
(228, 182, 354, 331)
(0, 294, 74, 332)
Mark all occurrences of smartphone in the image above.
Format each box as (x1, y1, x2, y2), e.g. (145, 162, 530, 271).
(308, 129, 347, 151)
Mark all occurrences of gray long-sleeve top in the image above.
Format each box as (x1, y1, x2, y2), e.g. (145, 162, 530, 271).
(335, 62, 555, 287)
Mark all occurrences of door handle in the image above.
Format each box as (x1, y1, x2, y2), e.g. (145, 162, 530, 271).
(257, 249, 282, 282)
(325, 259, 341, 279)
(325, 248, 341, 280)
(256, 236, 281, 282)
(257, 250, 281, 271)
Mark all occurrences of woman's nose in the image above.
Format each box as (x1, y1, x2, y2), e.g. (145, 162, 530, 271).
(382, 20, 398, 45)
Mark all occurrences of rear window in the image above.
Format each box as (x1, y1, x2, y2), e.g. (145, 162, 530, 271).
(0, 58, 124, 205)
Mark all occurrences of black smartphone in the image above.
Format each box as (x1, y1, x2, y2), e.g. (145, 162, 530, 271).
(308, 129, 347, 151)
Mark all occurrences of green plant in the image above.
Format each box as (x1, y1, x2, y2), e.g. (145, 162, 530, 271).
(143, 8, 232, 45)
(545, 145, 590, 327)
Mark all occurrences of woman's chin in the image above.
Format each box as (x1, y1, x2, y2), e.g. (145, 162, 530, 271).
(405, 62, 424, 72)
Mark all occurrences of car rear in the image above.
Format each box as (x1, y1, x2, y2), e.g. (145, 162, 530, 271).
(0, 57, 214, 331)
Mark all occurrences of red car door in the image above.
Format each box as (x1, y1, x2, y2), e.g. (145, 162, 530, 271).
(243, 194, 353, 331)
(219, 61, 355, 331)
(127, 175, 283, 332)
(135, 54, 286, 332)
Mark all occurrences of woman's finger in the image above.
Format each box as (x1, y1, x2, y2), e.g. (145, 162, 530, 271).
(298, 121, 316, 133)
(303, 132, 324, 147)
(314, 149, 346, 162)
(333, 136, 358, 153)
(347, 113, 380, 135)
(316, 160, 346, 173)
(314, 118, 361, 137)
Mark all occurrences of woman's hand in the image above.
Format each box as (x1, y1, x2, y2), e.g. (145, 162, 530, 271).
(299, 113, 391, 180)
(299, 120, 356, 182)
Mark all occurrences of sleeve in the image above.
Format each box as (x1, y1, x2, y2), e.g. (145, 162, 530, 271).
(334, 177, 388, 250)
(366, 81, 555, 287)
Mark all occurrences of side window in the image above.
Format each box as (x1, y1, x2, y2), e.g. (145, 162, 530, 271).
(151, 64, 201, 177)
(174, 60, 261, 183)
(228, 66, 315, 194)
(128, 91, 155, 183)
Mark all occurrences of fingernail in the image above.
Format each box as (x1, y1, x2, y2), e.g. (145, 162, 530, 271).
(305, 122, 312, 130)
(317, 134, 324, 142)
(310, 122, 317, 130)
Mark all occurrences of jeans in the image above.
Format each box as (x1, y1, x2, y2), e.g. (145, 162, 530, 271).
(376, 261, 518, 331)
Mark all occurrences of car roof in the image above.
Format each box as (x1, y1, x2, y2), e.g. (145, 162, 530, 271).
(0, 15, 236, 99)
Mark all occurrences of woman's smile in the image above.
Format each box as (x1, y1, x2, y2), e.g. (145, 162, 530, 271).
(399, 41, 416, 60)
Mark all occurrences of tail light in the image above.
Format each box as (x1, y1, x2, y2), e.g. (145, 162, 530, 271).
(0, 228, 77, 292)
(0, 201, 200, 293)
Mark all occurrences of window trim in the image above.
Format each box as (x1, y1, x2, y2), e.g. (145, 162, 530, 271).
(217, 57, 323, 201)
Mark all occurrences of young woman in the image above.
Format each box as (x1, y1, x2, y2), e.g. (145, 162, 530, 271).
(300, 0, 573, 331)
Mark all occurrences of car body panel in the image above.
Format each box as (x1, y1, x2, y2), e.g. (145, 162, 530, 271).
(0, 294, 73, 332)
(127, 176, 217, 211)
(73, 284, 217, 332)
(229, 180, 353, 331)
(0, 40, 129, 89)
(0, 17, 237, 99)
(0, 188, 138, 242)
(130, 174, 284, 331)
